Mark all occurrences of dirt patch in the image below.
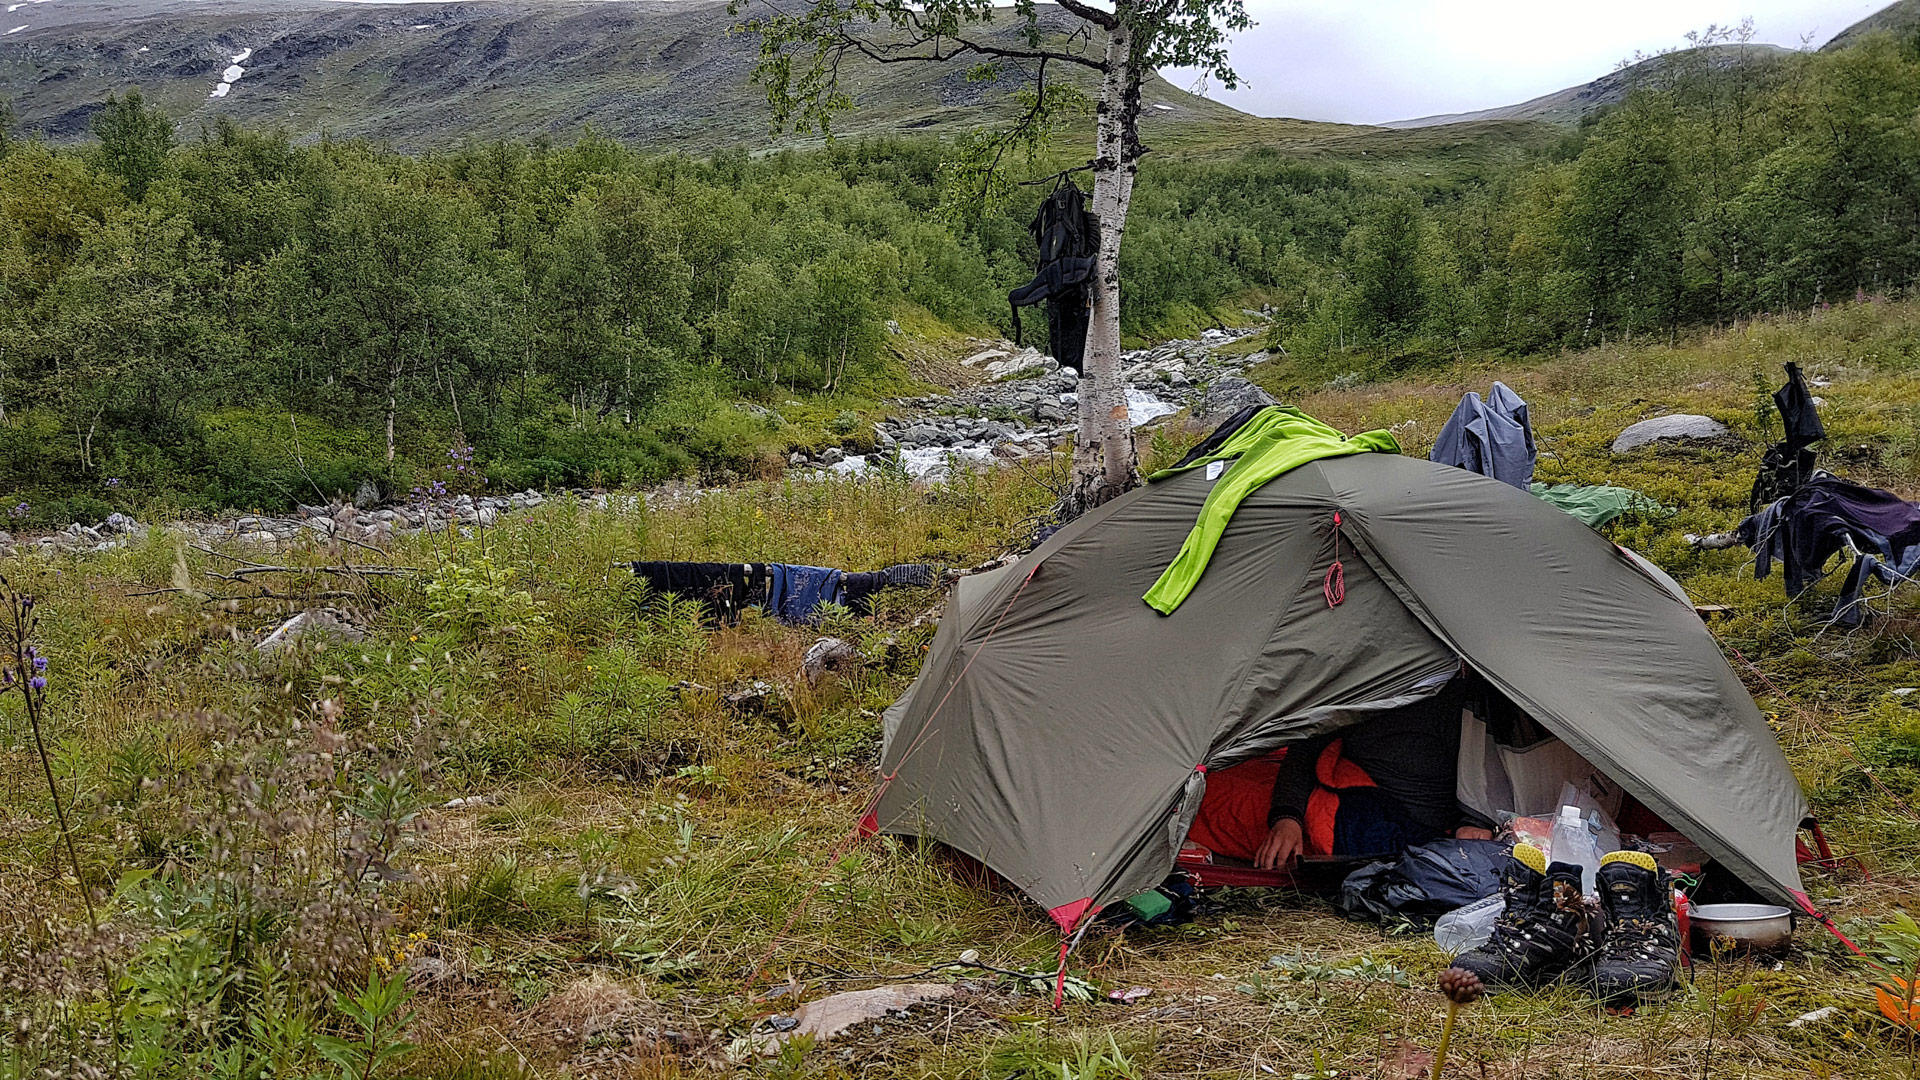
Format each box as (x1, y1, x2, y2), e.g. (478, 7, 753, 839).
(522, 973, 666, 1048)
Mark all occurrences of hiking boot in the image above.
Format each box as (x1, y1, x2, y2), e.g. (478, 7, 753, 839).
(1592, 851, 1680, 1004)
(1450, 843, 1594, 991)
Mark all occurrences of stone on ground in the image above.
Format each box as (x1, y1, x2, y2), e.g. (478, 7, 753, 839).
(785, 983, 955, 1041)
(1611, 414, 1732, 453)
(1194, 377, 1276, 423)
(801, 637, 858, 685)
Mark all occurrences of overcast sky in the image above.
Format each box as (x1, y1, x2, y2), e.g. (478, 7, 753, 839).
(1162, 0, 1890, 125)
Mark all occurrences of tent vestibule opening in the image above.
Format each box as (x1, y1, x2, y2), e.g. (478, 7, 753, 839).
(1180, 671, 1705, 881)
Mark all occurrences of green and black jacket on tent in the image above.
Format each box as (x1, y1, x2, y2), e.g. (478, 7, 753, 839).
(866, 407, 1813, 938)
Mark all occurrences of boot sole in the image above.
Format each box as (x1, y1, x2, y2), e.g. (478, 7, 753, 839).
(1597, 979, 1681, 1006)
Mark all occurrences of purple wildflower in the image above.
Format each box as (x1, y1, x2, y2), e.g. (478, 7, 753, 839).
(105, 477, 121, 488)
(32, 656, 46, 671)
(28, 675, 45, 691)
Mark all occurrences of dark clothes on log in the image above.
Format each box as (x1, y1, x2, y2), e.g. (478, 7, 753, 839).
(629, 562, 760, 624)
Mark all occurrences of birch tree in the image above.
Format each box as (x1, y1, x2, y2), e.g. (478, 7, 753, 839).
(731, 0, 1249, 509)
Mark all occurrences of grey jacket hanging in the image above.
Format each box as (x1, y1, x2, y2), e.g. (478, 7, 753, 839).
(1429, 382, 1537, 489)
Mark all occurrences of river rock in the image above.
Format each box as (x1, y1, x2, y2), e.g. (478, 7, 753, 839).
(984, 349, 1046, 380)
(1611, 414, 1732, 453)
(1194, 377, 1276, 423)
(354, 479, 381, 508)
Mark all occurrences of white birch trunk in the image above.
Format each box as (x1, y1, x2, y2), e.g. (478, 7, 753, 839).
(1071, 18, 1141, 507)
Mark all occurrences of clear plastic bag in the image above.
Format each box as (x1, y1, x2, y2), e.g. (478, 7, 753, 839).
(1433, 893, 1505, 955)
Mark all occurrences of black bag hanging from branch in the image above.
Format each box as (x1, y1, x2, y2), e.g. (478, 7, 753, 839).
(1007, 181, 1099, 372)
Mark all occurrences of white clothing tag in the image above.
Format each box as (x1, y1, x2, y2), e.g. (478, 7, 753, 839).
(1205, 460, 1226, 481)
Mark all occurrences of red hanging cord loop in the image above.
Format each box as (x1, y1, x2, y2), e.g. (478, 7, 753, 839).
(1324, 510, 1347, 608)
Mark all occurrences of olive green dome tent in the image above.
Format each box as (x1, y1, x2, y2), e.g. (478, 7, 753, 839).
(867, 445, 1818, 936)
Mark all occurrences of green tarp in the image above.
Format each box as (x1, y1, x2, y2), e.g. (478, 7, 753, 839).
(1532, 483, 1663, 527)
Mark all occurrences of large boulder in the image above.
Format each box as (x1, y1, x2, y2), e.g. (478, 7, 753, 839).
(1193, 377, 1277, 424)
(1611, 414, 1732, 453)
(984, 348, 1046, 380)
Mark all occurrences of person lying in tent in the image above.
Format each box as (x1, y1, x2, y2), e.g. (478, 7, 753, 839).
(1255, 683, 1494, 869)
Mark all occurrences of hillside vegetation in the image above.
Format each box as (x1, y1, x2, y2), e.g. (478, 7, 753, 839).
(0, 0, 1280, 150)
(1, 26, 1918, 516)
(3, 297, 1919, 1079)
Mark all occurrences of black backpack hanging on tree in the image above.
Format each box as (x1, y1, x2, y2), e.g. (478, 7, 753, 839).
(1007, 180, 1099, 372)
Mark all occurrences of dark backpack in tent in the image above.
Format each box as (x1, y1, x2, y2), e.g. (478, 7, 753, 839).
(1008, 183, 1098, 371)
(1338, 838, 1510, 921)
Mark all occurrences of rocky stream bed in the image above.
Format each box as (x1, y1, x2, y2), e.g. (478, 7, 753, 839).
(7, 328, 1277, 556)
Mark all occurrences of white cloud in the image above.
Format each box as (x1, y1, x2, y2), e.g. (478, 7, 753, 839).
(1163, 0, 1890, 124)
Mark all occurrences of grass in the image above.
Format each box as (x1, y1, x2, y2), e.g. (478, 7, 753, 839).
(4, 299, 1920, 1078)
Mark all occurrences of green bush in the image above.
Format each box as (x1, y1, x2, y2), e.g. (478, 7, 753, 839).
(192, 408, 391, 509)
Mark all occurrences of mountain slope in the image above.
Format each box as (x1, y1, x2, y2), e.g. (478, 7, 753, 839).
(1387, 0, 1919, 131)
(1383, 42, 1792, 129)
(1822, 0, 1920, 49)
(0, 0, 1278, 151)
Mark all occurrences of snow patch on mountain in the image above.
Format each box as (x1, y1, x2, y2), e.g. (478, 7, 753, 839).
(212, 46, 251, 98)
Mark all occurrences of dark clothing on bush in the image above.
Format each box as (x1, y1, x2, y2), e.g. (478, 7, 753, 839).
(630, 562, 760, 624)
(769, 564, 843, 624)
(1738, 475, 1920, 624)
(628, 560, 935, 624)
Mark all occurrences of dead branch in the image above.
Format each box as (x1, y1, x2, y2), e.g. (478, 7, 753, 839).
(1052, 0, 1119, 31)
(217, 565, 414, 578)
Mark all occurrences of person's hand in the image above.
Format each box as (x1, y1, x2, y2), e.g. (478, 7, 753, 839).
(1455, 826, 1494, 842)
(1256, 818, 1304, 870)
